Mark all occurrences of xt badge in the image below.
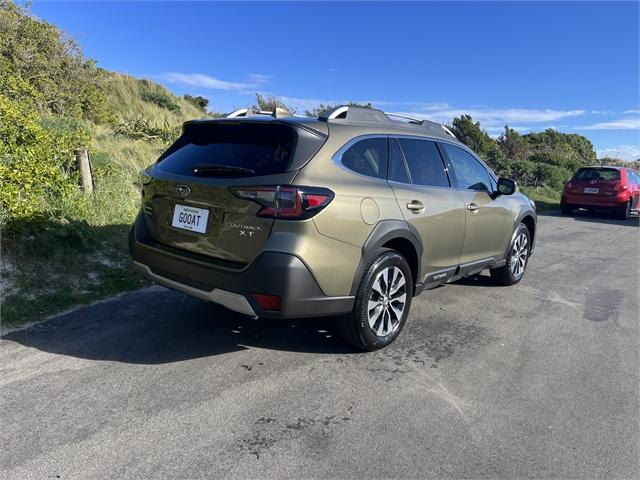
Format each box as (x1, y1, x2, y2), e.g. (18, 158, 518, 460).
(229, 224, 262, 238)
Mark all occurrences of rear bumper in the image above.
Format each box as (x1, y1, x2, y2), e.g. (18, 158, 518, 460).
(561, 191, 629, 208)
(129, 214, 354, 319)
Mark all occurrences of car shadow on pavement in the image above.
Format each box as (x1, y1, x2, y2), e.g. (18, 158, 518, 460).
(450, 274, 497, 288)
(1, 288, 358, 365)
(539, 209, 639, 227)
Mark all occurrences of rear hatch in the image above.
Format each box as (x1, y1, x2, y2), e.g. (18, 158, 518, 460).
(566, 167, 622, 198)
(140, 120, 326, 266)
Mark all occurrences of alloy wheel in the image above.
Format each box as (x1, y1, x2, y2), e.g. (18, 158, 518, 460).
(367, 266, 407, 337)
(510, 232, 528, 279)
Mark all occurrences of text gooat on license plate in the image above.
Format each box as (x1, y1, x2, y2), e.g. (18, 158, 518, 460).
(171, 204, 210, 234)
(584, 187, 599, 194)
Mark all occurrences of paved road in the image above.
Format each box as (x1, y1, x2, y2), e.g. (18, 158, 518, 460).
(2, 212, 638, 479)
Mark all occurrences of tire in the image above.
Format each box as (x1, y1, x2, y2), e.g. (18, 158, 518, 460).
(336, 249, 413, 351)
(560, 202, 573, 215)
(616, 199, 632, 220)
(490, 223, 531, 286)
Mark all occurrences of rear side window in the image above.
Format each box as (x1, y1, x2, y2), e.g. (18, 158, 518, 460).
(397, 138, 450, 188)
(441, 143, 493, 191)
(157, 123, 296, 176)
(388, 138, 410, 183)
(340, 137, 388, 179)
(574, 168, 621, 181)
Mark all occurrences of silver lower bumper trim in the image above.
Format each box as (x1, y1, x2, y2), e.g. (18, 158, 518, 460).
(133, 261, 258, 318)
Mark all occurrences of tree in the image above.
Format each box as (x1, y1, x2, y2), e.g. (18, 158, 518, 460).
(183, 94, 209, 113)
(252, 93, 295, 113)
(448, 115, 494, 157)
(497, 126, 530, 162)
(484, 144, 512, 177)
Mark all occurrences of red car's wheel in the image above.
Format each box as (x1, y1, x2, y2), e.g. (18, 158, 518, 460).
(616, 199, 632, 220)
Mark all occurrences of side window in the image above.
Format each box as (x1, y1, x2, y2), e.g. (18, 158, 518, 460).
(388, 138, 410, 183)
(397, 138, 450, 188)
(340, 137, 388, 180)
(441, 143, 493, 192)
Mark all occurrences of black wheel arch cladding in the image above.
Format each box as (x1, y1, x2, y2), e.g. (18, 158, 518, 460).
(350, 220, 423, 296)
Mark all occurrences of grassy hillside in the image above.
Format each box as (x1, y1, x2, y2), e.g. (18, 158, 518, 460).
(1, 70, 206, 327)
(106, 73, 204, 124)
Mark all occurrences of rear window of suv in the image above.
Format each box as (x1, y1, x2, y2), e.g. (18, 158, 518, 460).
(574, 168, 621, 181)
(157, 122, 296, 176)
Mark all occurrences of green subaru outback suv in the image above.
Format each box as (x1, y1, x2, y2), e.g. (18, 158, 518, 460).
(130, 106, 536, 350)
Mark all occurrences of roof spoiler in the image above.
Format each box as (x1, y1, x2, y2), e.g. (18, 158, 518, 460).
(318, 105, 457, 139)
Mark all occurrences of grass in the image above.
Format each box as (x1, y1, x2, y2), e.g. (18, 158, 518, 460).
(0, 74, 206, 328)
(521, 186, 561, 212)
(1, 223, 146, 327)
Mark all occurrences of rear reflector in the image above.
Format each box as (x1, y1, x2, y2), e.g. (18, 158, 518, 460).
(251, 293, 281, 311)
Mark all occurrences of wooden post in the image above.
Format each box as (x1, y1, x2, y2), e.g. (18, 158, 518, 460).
(74, 148, 94, 195)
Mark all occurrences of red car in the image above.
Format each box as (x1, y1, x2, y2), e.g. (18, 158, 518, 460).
(561, 166, 640, 219)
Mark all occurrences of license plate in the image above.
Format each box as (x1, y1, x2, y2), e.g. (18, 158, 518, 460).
(171, 204, 209, 233)
(584, 187, 599, 194)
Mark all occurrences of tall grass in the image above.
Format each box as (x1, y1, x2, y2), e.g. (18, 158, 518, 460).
(1, 74, 207, 327)
(106, 73, 204, 125)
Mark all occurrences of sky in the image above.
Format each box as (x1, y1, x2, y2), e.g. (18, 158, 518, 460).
(28, 1, 640, 160)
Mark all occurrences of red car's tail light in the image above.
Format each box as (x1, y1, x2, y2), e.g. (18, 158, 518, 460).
(230, 185, 334, 219)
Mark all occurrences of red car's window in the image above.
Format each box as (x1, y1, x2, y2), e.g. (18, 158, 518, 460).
(574, 168, 621, 181)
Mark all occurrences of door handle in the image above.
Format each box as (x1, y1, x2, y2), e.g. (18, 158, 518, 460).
(467, 203, 480, 212)
(406, 200, 424, 213)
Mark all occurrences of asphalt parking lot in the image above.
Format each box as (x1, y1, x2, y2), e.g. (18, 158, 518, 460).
(1, 212, 638, 479)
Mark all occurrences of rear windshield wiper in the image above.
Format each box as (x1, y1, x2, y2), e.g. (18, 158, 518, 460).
(191, 164, 255, 176)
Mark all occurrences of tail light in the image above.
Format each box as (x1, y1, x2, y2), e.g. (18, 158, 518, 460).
(230, 185, 334, 219)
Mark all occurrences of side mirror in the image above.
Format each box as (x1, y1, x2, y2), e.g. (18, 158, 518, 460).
(497, 177, 517, 196)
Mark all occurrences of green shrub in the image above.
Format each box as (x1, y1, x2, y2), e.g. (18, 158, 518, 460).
(0, 94, 89, 223)
(183, 94, 209, 113)
(0, 2, 113, 123)
(141, 91, 181, 113)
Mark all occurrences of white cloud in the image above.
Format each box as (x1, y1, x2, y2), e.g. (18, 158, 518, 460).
(395, 107, 587, 128)
(623, 109, 640, 114)
(248, 73, 271, 84)
(250, 95, 588, 132)
(164, 72, 255, 91)
(581, 117, 640, 130)
(265, 95, 450, 113)
(596, 145, 640, 161)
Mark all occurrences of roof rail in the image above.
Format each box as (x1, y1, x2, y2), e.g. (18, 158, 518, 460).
(318, 105, 391, 124)
(226, 107, 292, 118)
(385, 112, 423, 124)
(227, 108, 249, 118)
(385, 111, 457, 139)
(317, 105, 457, 140)
(441, 125, 457, 139)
